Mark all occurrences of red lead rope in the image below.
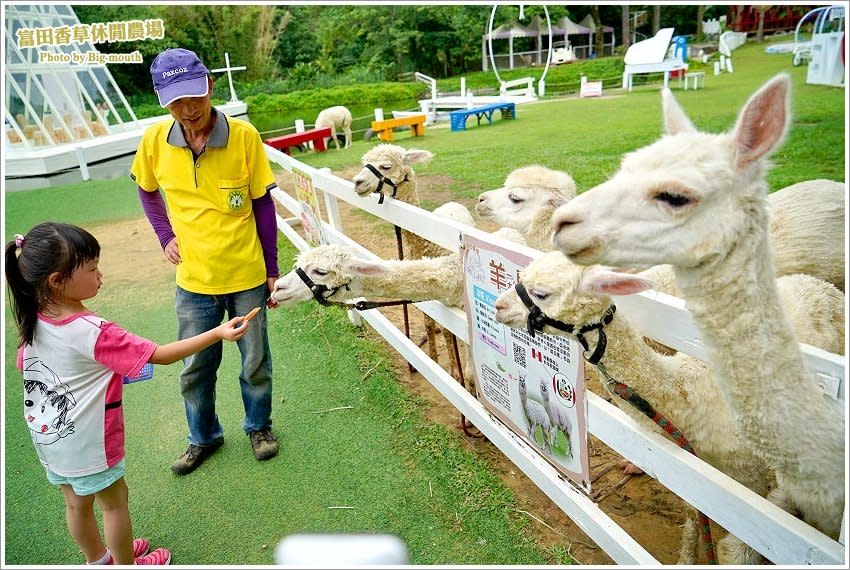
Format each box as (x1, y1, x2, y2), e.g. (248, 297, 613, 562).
(598, 362, 718, 564)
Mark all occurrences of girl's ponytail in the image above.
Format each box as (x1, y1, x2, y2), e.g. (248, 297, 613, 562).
(5, 239, 38, 346)
(5, 223, 99, 346)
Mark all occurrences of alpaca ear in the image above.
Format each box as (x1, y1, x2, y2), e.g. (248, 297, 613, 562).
(340, 258, 388, 276)
(732, 73, 790, 169)
(547, 193, 568, 209)
(405, 149, 434, 164)
(661, 87, 696, 135)
(579, 268, 654, 296)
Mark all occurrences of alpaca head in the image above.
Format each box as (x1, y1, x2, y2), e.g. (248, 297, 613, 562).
(476, 165, 575, 229)
(494, 251, 653, 333)
(351, 144, 433, 196)
(271, 244, 368, 304)
(550, 74, 791, 270)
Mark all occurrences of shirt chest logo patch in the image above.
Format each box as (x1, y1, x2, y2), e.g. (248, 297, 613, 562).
(228, 191, 245, 210)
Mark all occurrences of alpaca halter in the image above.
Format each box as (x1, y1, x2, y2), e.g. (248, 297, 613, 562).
(295, 266, 351, 305)
(513, 281, 615, 365)
(362, 163, 408, 204)
(294, 266, 413, 311)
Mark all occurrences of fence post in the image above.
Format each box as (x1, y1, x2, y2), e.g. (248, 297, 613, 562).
(374, 108, 384, 122)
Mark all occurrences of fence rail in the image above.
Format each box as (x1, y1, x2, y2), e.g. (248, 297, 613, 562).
(264, 145, 846, 565)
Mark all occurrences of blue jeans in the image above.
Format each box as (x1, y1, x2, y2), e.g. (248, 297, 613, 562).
(175, 283, 273, 446)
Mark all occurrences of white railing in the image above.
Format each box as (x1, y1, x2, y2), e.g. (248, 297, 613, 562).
(499, 76, 536, 99)
(264, 145, 847, 565)
(414, 71, 438, 101)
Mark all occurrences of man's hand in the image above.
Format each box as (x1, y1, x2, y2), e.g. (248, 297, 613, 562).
(266, 276, 279, 309)
(164, 237, 181, 265)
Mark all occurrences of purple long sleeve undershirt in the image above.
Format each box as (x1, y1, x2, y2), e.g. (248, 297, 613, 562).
(137, 186, 280, 277)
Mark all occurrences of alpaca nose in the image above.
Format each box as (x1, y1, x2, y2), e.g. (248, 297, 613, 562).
(553, 214, 581, 237)
(494, 298, 506, 310)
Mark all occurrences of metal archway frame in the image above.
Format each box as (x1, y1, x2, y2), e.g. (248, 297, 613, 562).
(487, 4, 553, 93)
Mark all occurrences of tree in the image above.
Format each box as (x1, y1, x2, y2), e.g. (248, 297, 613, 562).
(253, 7, 291, 79)
(589, 6, 604, 58)
(754, 5, 770, 42)
(621, 5, 630, 50)
(696, 5, 707, 42)
(652, 5, 661, 35)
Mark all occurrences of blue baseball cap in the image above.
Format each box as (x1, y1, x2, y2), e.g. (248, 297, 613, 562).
(150, 48, 210, 107)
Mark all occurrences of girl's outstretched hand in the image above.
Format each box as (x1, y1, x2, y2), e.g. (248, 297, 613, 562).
(219, 316, 251, 341)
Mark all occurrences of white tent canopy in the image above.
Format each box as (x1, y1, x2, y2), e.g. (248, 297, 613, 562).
(578, 14, 617, 57)
(482, 14, 616, 70)
(482, 21, 540, 70)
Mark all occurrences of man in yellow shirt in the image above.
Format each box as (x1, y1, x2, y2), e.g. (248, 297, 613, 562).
(131, 48, 280, 475)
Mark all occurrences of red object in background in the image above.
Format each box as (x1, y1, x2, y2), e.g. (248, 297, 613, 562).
(726, 5, 809, 34)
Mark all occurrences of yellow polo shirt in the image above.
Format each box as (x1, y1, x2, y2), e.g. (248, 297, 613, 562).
(131, 110, 275, 295)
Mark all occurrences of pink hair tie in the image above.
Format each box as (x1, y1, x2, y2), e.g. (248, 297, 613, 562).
(14, 234, 25, 248)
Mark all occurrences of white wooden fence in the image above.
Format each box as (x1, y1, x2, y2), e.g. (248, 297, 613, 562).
(264, 145, 846, 565)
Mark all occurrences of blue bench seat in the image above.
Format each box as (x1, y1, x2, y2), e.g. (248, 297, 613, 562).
(449, 102, 516, 131)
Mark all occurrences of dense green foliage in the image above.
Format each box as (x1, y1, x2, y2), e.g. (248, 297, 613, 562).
(245, 82, 426, 116)
(76, 4, 729, 102)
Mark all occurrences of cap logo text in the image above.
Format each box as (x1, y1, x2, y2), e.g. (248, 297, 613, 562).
(162, 67, 188, 78)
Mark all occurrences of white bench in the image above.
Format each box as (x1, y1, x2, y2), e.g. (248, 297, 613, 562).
(684, 72, 705, 90)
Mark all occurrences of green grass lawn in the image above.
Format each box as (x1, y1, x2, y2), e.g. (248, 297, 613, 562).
(3, 229, 553, 565)
(291, 38, 844, 200)
(3, 38, 844, 565)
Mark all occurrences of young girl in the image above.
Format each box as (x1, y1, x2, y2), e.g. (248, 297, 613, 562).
(6, 222, 253, 565)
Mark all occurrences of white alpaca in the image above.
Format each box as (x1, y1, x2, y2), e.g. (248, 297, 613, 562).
(476, 165, 576, 251)
(314, 105, 353, 149)
(271, 226, 525, 397)
(538, 376, 572, 459)
(550, 74, 845, 542)
(766, 179, 845, 291)
(479, 168, 844, 296)
(518, 374, 552, 452)
(494, 252, 845, 562)
(350, 144, 443, 366)
(271, 246, 463, 307)
(270, 225, 524, 310)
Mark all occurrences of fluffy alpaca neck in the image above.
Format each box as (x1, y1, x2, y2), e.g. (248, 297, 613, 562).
(674, 202, 844, 485)
(394, 174, 420, 206)
(525, 207, 556, 251)
(574, 307, 725, 448)
(353, 256, 462, 306)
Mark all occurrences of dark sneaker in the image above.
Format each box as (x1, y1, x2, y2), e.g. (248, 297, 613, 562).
(248, 428, 279, 461)
(170, 438, 223, 475)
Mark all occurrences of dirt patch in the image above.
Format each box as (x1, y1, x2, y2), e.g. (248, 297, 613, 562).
(93, 175, 699, 565)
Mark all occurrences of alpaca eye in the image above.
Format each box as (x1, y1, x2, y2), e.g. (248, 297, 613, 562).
(379, 164, 390, 171)
(530, 289, 549, 301)
(654, 191, 692, 208)
(313, 269, 328, 277)
(508, 193, 523, 204)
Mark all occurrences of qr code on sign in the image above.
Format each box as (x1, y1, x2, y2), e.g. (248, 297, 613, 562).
(513, 343, 526, 368)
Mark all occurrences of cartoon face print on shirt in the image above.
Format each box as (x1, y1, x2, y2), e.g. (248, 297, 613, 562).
(22, 357, 76, 445)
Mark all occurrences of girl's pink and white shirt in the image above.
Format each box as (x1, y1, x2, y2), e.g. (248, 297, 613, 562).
(17, 312, 156, 477)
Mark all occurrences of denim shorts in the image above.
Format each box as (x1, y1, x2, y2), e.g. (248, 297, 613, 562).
(46, 459, 126, 496)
